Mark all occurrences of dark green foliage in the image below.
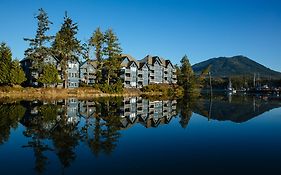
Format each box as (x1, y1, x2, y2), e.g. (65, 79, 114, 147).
(51, 116, 80, 168)
(103, 58, 122, 85)
(178, 55, 197, 93)
(89, 27, 105, 84)
(192, 55, 281, 79)
(52, 12, 81, 88)
(89, 27, 104, 62)
(0, 103, 26, 144)
(0, 43, 26, 86)
(24, 8, 54, 69)
(0, 43, 13, 84)
(37, 64, 61, 87)
(141, 84, 183, 97)
(94, 80, 123, 93)
(177, 97, 195, 128)
(10, 60, 27, 85)
(102, 29, 122, 85)
(103, 29, 122, 59)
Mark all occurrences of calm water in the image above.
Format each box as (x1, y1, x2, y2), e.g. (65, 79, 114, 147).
(0, 94, 281, 175)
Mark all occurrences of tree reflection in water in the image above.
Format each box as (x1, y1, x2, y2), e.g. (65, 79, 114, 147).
(177, 94, 197, 128)
(0, 103, 26, 144)
(1, 95, 280, 174)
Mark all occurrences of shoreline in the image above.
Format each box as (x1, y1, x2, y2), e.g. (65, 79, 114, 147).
(0, 87, 171, 100)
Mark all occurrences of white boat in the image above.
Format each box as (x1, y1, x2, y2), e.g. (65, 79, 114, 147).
(227, 79, 236, 93)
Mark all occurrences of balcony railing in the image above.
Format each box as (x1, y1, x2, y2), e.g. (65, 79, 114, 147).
(138, 77, 143, 81)
(125, 77, 131, 81)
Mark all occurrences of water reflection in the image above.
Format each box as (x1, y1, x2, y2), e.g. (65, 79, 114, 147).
(0, 95, 281, 174)
(0, 103, 26, 144)
(193, 95, 281, 123)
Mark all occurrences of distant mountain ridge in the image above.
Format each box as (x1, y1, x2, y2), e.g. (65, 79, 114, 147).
(192, 55, 281, 79)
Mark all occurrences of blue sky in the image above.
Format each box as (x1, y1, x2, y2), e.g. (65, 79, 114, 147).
(0, 0, 281, 71)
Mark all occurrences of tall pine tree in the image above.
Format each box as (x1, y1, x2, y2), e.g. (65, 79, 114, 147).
(103, 29, 122, 85)
(89, 27, 105, 84)
(10, 61, 27, 86)
(24, 8, 54, 69)
(52, 12, 81, 88)
(179, 55, 196, 93)
(0, 43, 12, 85)
(0, 43, 26, 86)
(90, 27, 104, 62)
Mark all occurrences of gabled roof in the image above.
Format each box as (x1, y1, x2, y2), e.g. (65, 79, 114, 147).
(121, 54, 139, 68)
(80, 60, 98, 68)
(165, 60, 174, 68)
(128, 61, 138, 68)
(139, 55, 174, 68)
(20, 53, 60, 63)
(139, 62, 149, 69)
(120, 54, 175, 69)
(139, 55, 154, 65)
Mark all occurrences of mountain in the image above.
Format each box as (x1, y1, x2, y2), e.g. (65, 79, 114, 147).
(192, 55, 281, 79)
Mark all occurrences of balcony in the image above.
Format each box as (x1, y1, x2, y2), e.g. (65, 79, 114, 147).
(125, 69, 131, 73)
(172, 74, 177, 78)
(138, 77, 143, 81)
(125, 77, 131, 81)
(138, 70, 143, 74)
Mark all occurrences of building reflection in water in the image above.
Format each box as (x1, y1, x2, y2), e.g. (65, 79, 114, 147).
(15, 97, 178, 172)
(1, 95, 281, 174)
(120, 97, 177, 129)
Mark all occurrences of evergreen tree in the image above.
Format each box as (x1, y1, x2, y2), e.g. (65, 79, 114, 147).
(0, 43, 12, 85)
(24, 8, 54, 69)
(103, 29, 122, 59)
(52, 12, 81, 88)
(81, 43, 90, 61)
(179, 55, 196, 93)
(0, 43, 26, 86)
(89, 27, 105, 84)
(89, 27, 104, 62)
(10, 61, 27, 85)
(103, 29, 122, 85)
(38, 64, 61, 87)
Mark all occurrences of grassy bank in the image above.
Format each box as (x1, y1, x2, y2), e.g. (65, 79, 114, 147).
(0, 85, 183, 100)
(0, 87, 139, 100)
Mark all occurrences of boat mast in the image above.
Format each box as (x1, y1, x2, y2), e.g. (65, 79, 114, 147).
(253, 73, 256, 88)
